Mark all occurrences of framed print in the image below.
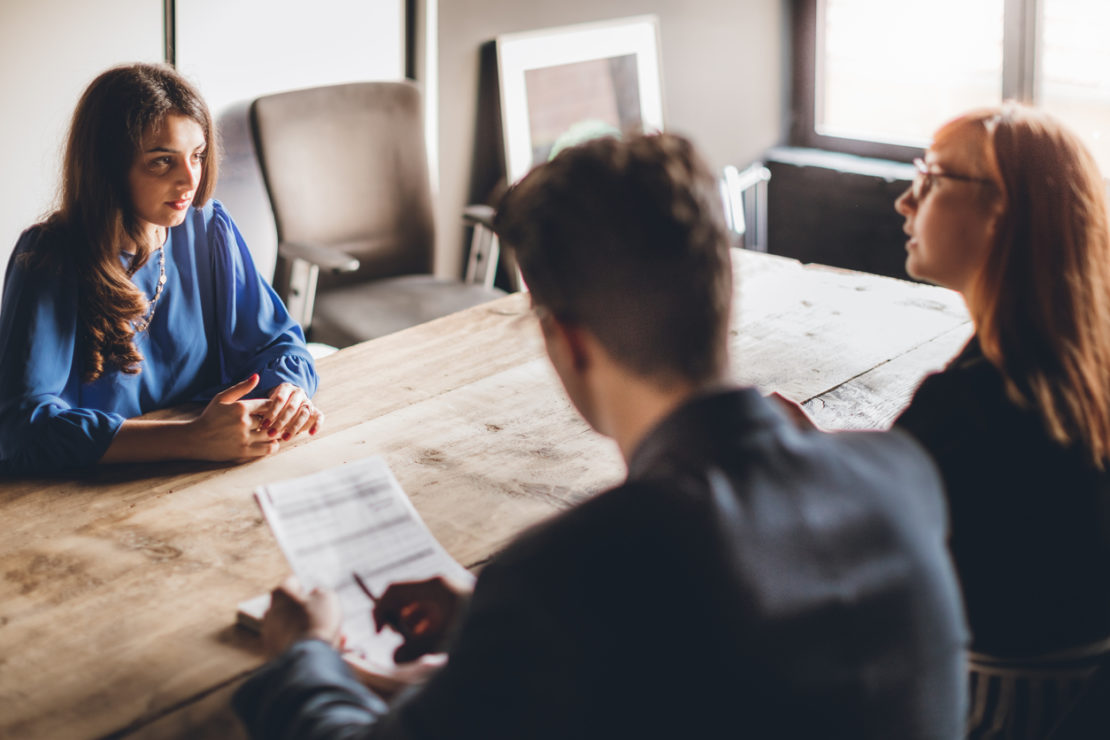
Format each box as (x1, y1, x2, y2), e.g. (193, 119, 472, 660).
(496, 15, 665, 184)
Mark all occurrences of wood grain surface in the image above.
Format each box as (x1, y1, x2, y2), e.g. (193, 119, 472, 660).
(0, 251, 971, 739)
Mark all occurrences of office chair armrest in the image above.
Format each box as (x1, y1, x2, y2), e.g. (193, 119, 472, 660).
(462, 204, 495, 230)
(462, 205, 501, 288)
(720, 163, 772, 252)
(279, 240, 361, 273)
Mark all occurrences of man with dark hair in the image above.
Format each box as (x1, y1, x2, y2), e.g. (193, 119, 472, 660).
(498, 133, 732, 386)
(234, 133, 968, 739)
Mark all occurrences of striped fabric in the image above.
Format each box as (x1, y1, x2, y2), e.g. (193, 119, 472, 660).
(966, 639, 1110, 739)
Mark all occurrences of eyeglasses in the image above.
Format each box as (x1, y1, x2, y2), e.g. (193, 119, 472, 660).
(911, 158, 995, 201)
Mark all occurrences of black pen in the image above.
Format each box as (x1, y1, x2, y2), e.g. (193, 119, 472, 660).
(352, 571, 379, 605)
(354, 572, 431, 637)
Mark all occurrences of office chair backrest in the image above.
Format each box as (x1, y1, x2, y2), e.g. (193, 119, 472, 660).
(250, 81, 435, 293)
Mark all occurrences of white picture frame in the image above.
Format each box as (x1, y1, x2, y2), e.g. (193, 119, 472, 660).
(496, 15, 665, 184)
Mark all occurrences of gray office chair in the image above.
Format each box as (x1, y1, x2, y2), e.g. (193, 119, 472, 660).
(250, 81, 505, 348)
(720, 162, 772, 251)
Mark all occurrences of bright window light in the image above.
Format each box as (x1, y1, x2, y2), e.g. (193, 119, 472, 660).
(818, 0, 1004, 147)
(1039, 0, 1110, 174)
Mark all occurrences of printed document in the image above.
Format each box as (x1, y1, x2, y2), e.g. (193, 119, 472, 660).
(250, 456, 473, 676)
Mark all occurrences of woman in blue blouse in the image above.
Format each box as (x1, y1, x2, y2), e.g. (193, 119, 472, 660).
(0, 63, 322, 475)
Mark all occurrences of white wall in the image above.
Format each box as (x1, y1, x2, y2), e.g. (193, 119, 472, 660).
(2, 1, 788, 298)
(0, 0, 404, 302)
(0, 0, 163, 299)
(434, 0, 786, 279)
(176, 0, 404, 279)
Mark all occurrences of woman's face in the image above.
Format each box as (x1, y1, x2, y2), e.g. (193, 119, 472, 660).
(128, 113, 206, 247)
(894, 123, 1002, 296)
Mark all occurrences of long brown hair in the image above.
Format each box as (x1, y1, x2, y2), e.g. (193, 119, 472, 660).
(38, 63, 218, 382)
(955, 104, 1110, 466)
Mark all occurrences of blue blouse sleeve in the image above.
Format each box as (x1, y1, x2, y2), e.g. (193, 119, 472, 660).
(0, 229, 125, 474)
(206, 202, 318, 398)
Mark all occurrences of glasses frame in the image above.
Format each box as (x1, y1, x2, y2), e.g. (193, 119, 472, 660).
(911, 158, 996, 200)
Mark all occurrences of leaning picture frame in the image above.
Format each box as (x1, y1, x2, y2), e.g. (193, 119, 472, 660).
(496, 15, 665, 185)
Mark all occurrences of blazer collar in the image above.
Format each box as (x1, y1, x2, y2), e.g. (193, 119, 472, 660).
(628, 386, 785, 479)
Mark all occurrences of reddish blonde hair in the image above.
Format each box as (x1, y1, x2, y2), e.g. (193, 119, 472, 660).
(947, 104, 1110, 466)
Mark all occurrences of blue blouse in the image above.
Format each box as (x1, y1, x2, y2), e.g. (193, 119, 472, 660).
(0, 200, 317, 474)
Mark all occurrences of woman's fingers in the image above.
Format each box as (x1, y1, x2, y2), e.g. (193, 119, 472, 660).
(214, 373, 260, 404)
(308, 407, 324, 437)
(290, 402, 326, 439)
(265, 384, 308, 439)
(272, 399, 307, 439)
(190, 382, 323, 461)
(263, 384, 323, 441)
(204, 381, 320, 459)
(260, 383, 293, 430)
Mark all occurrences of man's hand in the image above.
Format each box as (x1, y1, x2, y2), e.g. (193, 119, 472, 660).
(261, 576, 343, 658)
(373, 576, 472, 663)
(767, 391, 821, 431)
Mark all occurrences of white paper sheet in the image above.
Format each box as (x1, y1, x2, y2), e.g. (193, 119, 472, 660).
(252, 455, 474, 673)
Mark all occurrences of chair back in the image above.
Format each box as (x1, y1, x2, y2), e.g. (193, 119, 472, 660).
(250, 81, 435, 293)
(720, 163, 771, 252)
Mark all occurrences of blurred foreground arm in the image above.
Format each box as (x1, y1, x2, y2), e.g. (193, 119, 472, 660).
(234, 577, 387, 740)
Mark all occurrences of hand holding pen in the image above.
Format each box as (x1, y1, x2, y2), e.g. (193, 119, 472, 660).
(353, 572, 469, 663)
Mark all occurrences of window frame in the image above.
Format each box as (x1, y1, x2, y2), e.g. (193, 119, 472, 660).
(790, 0, 1040, 162)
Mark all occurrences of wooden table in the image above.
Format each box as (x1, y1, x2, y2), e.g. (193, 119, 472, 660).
(0, 251, 972, 739)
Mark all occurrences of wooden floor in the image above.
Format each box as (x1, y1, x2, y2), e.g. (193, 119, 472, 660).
(0, 250, 972, 739)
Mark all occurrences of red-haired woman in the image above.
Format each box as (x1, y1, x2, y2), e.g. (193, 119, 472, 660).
(894, 103, 1110, 739)
(0, 63, 322, 474)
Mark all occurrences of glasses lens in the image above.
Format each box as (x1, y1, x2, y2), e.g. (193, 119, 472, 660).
(911, 160, 931, 200)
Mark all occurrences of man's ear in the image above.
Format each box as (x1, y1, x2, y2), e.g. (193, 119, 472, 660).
(543, 315, 591, 373)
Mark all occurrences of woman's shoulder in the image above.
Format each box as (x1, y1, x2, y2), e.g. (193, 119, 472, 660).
(897, 334, 1043, 459)
(179, 199, 239, 254)
(918, 336, 1001, 398)
(896, 337, 1002, 435)
(1, 222, 78, 317)
(207, 198, 231, 222)
(12, 220, 57, 253)
(6, 220, 72, 278)
(187, 198, 232, 230)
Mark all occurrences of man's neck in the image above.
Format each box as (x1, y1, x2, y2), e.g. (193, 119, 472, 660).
(597, 371, 722, 463)
(557, 324, 727, 464)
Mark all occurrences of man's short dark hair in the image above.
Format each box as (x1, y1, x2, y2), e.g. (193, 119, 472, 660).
(494, 132, 732, 385)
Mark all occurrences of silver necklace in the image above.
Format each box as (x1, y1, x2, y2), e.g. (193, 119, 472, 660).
(133, 244, 167, 333)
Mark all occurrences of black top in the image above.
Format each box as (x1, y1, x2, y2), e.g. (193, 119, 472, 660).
(235, 388, 968, 739)
(897, 337, 1110, 657)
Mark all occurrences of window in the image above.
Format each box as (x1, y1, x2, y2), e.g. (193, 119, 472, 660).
(792, 0, 1110, 171)
(1039, 0, 1110, 171)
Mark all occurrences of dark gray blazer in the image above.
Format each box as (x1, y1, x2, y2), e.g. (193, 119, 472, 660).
(235, 388, 968, 739)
